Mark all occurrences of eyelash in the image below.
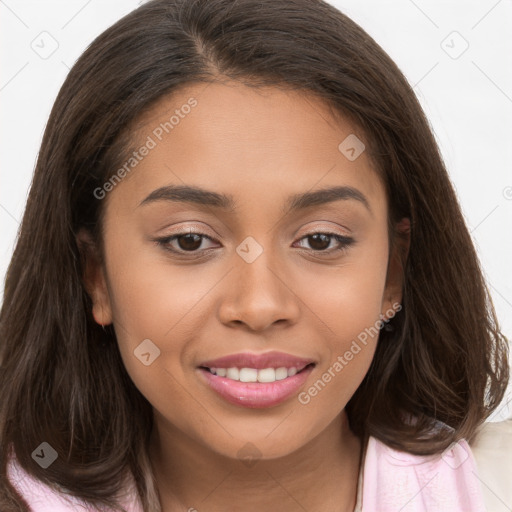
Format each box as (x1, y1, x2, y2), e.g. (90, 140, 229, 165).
(153, 230, 355, 257)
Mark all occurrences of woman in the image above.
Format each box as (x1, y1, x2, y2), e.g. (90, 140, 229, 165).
(0, 0, 509, 510)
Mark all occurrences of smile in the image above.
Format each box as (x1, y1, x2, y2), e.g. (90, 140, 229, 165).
(197, 363, 316, 408)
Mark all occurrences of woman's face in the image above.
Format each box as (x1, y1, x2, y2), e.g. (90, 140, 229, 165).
(83, 80, 405, 459)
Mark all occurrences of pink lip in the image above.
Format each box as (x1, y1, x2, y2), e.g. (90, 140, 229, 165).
(198, 350, 316, 371)
(197, 364, 315, 408)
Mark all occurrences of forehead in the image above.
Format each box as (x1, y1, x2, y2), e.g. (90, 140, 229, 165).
(107, 80, 386, 218)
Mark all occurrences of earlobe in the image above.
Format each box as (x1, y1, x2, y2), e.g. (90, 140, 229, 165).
(91, 300, 113, 327)
(89, 266, 113, 326)
(76, 229, 113, 326)
(382, 217, 410, 319)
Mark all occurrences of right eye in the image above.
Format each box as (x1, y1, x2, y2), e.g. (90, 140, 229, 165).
(153, 231, 219, 254)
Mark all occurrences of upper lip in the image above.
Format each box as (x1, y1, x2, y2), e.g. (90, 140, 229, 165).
(198, 351, 316, 371)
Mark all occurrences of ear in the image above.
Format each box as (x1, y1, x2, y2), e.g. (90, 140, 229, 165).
(76, 228, 113, 326)
(381, 217, 410, 319)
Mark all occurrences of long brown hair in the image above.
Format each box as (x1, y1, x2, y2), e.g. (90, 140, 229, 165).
(0, 0, 509, 510)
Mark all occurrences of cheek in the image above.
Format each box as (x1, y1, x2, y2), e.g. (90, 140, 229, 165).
(298, 341, 376, 423)
(293, 230, 389, 339)
(285, 288, 381, 444)
(292, 234, 388, 400)
(103, 224, 210, 341)
(294, 280, 384, 426)
(102, 237, 228, 409)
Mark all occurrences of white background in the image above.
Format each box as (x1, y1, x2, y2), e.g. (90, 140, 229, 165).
(1, 0, 511, 419)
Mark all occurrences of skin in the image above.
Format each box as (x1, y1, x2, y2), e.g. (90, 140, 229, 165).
(80, 80, 409, 512)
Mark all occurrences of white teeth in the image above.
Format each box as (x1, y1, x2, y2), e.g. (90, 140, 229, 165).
(239, 368, 258, 382)
(208, 366, 305, 382)
(258, 368, 278, 382)
(275, 367, 288, 380)
(226, 367, 239, 380)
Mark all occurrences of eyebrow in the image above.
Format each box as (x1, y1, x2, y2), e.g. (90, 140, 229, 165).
(138, 184, 372, 215)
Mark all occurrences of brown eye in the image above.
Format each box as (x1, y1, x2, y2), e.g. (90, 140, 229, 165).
(174, 233, 203, 251)
(305, 233, 332, 251)
(294, 232, 355, 254)
(154, 231, 217, 254)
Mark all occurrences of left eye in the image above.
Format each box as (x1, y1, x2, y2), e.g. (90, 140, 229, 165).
(154, 231, 354, 256)
(294, 232, 354, 253)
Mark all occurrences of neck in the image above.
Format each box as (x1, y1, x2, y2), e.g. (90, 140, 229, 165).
(149, 410, 363, 512)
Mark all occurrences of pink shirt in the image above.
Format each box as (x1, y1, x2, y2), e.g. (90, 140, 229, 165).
(7, 436, 487, 511)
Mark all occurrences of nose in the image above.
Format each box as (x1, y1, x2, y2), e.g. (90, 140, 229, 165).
(217, 247, 301, 332)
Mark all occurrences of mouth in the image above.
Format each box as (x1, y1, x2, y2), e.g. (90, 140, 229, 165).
(198, 362, 316, 383)
(196, 363, 316, 409)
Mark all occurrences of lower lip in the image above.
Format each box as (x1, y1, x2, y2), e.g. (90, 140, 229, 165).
(197, 364, 315, 409)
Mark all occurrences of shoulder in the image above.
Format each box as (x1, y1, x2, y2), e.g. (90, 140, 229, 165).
(5, 448, 143, 512)
(360, 433, 486, 511)
(469, 419, 512, 512)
